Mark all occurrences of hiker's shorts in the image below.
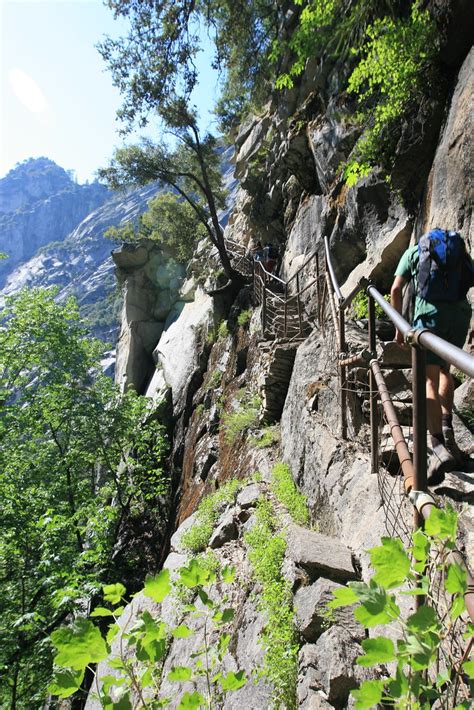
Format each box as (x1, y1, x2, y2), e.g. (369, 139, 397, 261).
(413, 301, 472, 368)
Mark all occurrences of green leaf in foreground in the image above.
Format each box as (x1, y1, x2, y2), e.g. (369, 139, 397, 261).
(179, 558, 215, 588)
(462, 660, 474, 679)
(329, 585, 359, 609)
(424, 506, 457, 542)
(172, 624, 194, 638)
(50, 618, 108, 670)
(445, 563, 467, 595)
(103, 582, 127, 605)
(178, 691, 205, 709)
(48, 668, 84, 698)
(220, 670, 246, 691)
(351, 679, 384, 709)
(369, 537, 411, 588)
(90, 607, 115, 618)
(353, 583, 400, 627)
(357, 636, 396, 666)
(168, 666, 193, 681)
(143, 568, 171, 603)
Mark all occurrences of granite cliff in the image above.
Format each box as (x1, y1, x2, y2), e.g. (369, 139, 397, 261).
(1, 6, 473, 708)
(83, 24, 473, 710)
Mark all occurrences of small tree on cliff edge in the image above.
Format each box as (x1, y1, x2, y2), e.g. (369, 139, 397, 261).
(97, 1, 280, 287)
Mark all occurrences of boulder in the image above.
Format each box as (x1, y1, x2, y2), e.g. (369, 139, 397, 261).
(294, 578, 364, 642)
(155, 292, 215, 413)
(298, 627, 366, 707)
(286, 525, 357, 583)
(209, 509, 239, 549)
(236, 483, 262, 510)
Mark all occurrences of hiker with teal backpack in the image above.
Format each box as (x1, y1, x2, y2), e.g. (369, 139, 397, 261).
(391, 228, 473, 485)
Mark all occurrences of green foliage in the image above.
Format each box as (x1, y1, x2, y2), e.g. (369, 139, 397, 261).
(237, 309, 252, 327)
(351, 290, 390, 320)
(106, 192, 207, 263)
(346, 4, 438, 176)
(250, 424, 280, 449)
(206, 319, 230, 346)
(99, 1, 280, 134)
(245, 499, 298, 709)
(273, 0, 396, 89)
(98, 1, 283, 281)
(218, 320, 229, 339)
(181, 479, 243, 553)
(274, 1, 439, 182)
(204, 368, 223, 393)
(270, 462, 309, 527)
(49, 557, 247, 706)
(329, 506, 473, 709)
(220, 390, 262, 445)
(0, 288, 168, 707)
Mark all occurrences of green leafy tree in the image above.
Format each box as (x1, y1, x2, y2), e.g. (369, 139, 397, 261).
(98, 1, 282, 285)
(99, 1, 280, 133)
(98, 104, 240, 284)
(0, 288, 168, 708)
(48, 559, 247, 707)
(106, 191, 208, 263)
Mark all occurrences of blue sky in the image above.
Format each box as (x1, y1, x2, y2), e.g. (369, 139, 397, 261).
(0, 0, 219, 183)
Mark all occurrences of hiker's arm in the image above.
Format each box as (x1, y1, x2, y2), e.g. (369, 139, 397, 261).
(390, 275, 406, 344)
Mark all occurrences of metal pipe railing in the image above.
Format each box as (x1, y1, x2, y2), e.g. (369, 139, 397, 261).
(409, 491, 474, 625)
(323, 236, 343, 302)
(368, 296, 379, 475)
(370, 359, 415, 493)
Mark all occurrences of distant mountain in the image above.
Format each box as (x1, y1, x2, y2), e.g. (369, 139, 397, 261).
(0, 150, 237, 344)
(0, 158, 110, 284)
(0, 158, 160, 342)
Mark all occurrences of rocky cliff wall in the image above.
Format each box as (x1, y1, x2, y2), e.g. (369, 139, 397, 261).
(88, 15, 473, 709)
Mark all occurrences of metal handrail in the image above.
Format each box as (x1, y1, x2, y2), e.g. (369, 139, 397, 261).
(323, 237, 343, 302)
(252, 251, 320, 339)
(324, 236, 474, 379)
(323, 233, 474, 624)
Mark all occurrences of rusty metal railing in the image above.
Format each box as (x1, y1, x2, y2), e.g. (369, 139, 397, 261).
(323, 234, 474, 624)
(253, 250, 320, 339)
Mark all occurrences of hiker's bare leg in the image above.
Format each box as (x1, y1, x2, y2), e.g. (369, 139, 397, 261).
(426, 364, 442, 437)
(439, 367, 454, 419)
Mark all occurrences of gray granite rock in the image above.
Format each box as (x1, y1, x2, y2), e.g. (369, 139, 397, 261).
(287, 525, 357, 583)
(236, 483, 262, 509)
(298, 627, 366, 707)
(209, 509, 238, 549)
(294, 578, 364, 642)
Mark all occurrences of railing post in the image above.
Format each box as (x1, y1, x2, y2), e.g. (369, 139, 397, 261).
(284, 283, 288, 338)
(368, 294, 379, 473)
(412, 342, 427, 524)
(339, 303, 348, 439)
(296, 272, 303, 337)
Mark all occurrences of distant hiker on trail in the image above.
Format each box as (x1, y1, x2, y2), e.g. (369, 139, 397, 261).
(251, 240, 264, 263)
(263, 242, 279, 274)
(390, 228, 473, 486)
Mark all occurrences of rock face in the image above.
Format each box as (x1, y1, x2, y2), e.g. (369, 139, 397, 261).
(91, 23, 474, 707)
(0, 160, 160, 342)
(0, 158, 109, 284)
(424, 48, 474, 247)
